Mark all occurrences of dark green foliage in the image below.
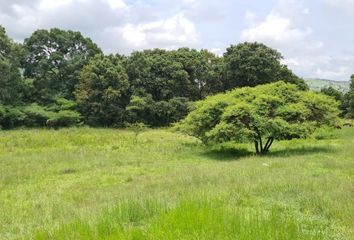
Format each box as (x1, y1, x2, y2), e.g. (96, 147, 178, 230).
(321, 86, 346, 117)
(0, 102, 81, 129)
(0, 105, 26, 129)
(0, 24, 324, 128)
(178, 82, 339, 154)
(0, 26, 24, 105)
(23, 28, 102, 102)
(321, 86, 344, 102)
(343, 75, 354, 118)
(126, 94, 191, 127)
(75, 55, 130, 126)
(126, 48, 223, 102)
(223, 42, 307, 90)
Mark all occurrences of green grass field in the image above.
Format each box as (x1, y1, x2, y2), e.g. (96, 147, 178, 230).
(0, 127, 353, 239)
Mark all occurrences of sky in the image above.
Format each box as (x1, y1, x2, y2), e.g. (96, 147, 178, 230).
(0, 0, 353, 81)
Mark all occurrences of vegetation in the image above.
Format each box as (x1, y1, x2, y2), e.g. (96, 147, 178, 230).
(23, 28, 102, 102)
(0, 127, 353, 239)
(342, 75, 354, 118)
(75, 54, 129, 126)
(1, 21, 353, 240)
(0, 25, 313, 129)
(223, 42, 308, 90)
(178, 82, 338, 154)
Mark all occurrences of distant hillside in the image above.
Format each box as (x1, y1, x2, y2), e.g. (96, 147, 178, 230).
(304, 78, 350, 93)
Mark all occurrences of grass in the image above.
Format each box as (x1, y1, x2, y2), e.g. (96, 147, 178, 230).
(0, 127, 353, 239)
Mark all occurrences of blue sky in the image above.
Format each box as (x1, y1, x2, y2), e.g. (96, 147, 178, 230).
(0, 0, 353, 80)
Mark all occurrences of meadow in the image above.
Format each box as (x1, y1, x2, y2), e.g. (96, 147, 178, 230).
(0, 127, 353, 239)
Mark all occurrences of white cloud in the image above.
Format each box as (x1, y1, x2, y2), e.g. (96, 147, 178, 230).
(121, 14, 199, 50)
(105, 0, 127, 10)
(240, 0, 352, 80)
(241, 13, 311, 44)
(315, 66, 351, 79)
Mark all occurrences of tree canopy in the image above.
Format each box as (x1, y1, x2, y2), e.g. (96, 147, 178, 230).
(223, 42, 307, 90)
(342, 74, 354, 118)
(75, 54, 130, 126)
(178, 82, 338, 154)
(0, 26, 24, 105)
(23, 28, 102, 102)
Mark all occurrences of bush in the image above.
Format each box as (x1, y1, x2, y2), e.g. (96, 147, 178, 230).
(0, 104, 81, 129)
(126, 95, 192, 127)
(46, 110, 81, 128)
(312, 126, 337, 140)
(0, 105, 26, 129)
(22, 103, 54, 127)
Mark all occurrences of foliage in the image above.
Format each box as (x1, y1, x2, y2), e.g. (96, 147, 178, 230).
(23, 28, 102, 102)
(126, 48, 223, 102)
(342, 74, 354, 118)
(0, 103, 81, 129)
(223, 42, 307, 90)
(178, 82, 339, 154)
(126, 94, 191, 127)
(320, 86, 343, 102)
(0, 105, 26, 129)
(0, 26, 24, 105)
(75, 54, 130, 126)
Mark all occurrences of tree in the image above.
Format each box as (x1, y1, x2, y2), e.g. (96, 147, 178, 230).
(126, 49, 190, 101)
(23, 28, 102, 102)
(320, 86, 343, 102)
(223, 42, 307, 90)
(0, 26, 24, 105)
(178, 82, 338, 155)
(343, 75, 354, 118)
(75, 55, 130, 126)
(170, 48, 224, 99)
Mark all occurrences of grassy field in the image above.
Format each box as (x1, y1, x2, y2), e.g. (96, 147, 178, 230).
(0, 127, 353, 239)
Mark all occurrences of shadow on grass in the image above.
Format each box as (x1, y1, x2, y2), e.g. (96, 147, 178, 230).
(267, 146, 335, 158)
(201, 145, 335, 161)
(201, 146, 253, 161)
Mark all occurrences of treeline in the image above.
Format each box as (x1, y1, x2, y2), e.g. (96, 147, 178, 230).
(320, 77, 354, 118)
(0, 26, 352, 129)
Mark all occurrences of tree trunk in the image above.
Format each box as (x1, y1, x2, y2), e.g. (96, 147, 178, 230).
(254, 136, 274, 155)
(254, 141, 260, 154)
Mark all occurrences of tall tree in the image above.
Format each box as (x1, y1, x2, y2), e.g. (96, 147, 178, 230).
(223, 42, 307, 90)
(0, 26, 24, 105)
(343, 74, 354, 118)
(126, 49, 190, 101)
(23, 28, 102, 102)
(171, 48, 224, 99)
(75, 55, 130, 126)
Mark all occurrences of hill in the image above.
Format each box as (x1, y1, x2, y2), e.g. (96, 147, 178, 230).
(304, 78, 350, 92)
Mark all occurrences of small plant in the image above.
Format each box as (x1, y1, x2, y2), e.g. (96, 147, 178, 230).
(126, 122, 148, 143)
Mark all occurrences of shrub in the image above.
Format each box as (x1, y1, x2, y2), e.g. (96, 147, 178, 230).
(178, 82, 339, 154)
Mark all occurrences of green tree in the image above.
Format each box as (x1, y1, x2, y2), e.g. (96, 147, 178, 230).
(178, 82, 338, 155)
(170, 48, 224, 99)
(0, 26, 24, 105)
(75, 55, 130, 126)
(23, 28, 102, 102)
(320, 86, 343, 102)
(223, 42, 307, 90)
(343, 75, 354, 118)
(126, 49, 189, 101)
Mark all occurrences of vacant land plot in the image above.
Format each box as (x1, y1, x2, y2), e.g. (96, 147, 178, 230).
(0, 128, 353, 239)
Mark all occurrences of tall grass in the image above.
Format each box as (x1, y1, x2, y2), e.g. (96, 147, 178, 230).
(0, 127, 353, 239)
